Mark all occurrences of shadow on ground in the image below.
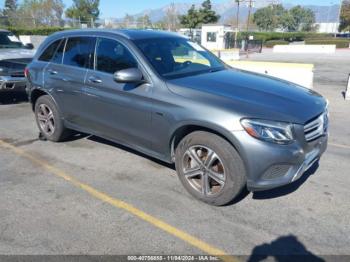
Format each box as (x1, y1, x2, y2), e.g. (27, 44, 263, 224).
(88, 135, 175, 170)
(0, 92, 28, 105)
(247, 235, 325, 262)
(61, 132, 319, 205)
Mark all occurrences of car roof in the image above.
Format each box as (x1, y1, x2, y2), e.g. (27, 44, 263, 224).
(51, 29, 185, 40)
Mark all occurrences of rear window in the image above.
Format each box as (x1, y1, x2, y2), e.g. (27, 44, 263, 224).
(63, 37, 95, 69)
(39, 39, 62, 62)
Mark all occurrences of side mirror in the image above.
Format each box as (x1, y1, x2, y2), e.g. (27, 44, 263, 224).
(24, 43, 34, 50)
(113, 68, 143, 83)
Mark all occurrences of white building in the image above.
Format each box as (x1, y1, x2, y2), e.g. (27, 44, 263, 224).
(201, 24, 233, 50)
(315, 22, 340, 33)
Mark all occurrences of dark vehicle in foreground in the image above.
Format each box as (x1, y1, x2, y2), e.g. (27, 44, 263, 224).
(0, 30, 34, 93)
(26, 30, 328, 205)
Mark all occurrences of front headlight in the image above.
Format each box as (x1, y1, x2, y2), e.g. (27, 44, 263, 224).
(241, 119, 294, 144)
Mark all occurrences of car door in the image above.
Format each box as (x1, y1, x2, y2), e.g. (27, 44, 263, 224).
(44, 36, 95, 125)
(82, 37, 153, 150)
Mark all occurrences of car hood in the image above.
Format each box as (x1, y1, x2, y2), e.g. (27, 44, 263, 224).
(166, 69, 327, 124)
(0, 48, 35, 60)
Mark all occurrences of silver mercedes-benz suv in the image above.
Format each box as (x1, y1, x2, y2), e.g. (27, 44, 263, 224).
(26, 30, 328, 205)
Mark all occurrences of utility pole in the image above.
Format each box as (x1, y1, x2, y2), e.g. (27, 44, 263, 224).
(234, 0, 240, 48)
(245, 0, 254, 58)
(337, 0, 344, 36)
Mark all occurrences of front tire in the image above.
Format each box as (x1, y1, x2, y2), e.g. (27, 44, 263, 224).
(34, 95, 70, 142)
(175, 131, 246, 206)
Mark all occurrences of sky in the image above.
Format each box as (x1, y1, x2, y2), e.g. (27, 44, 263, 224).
(0, 0, 342, 18)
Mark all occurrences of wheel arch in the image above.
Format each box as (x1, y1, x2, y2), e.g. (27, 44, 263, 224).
(30, 89, 60, 115)
(169, 122, 243, 163)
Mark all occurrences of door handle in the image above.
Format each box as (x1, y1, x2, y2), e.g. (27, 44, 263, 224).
(48, 69, 58, 75)
(88, 76, 102, 84)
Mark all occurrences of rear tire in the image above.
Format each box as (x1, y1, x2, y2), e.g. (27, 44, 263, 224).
(34, 95, 71, 142)
(175, 131, 246, 206)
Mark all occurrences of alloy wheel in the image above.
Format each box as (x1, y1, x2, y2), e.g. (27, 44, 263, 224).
(37, 104, 55, 136)
(182, 145, 226, 196)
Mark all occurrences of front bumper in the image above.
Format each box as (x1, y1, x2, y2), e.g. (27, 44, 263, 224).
(231, 124, 328, 192)
(0, 76, 27, 92)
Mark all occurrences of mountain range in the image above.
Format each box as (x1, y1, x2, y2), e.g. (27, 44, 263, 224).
(109, 1, 341, 24)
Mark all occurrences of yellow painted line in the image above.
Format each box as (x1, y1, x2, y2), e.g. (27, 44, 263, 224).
(0, 139, 237, 262)
(227, 61, 314, 70)
(329, 142, 350, 150)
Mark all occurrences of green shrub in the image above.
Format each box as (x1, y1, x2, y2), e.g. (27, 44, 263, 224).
(305, 39, 350, 48)
(238, 32, 333, 43)
(264, 40, 289, 47)
(3, 27, 67, 36)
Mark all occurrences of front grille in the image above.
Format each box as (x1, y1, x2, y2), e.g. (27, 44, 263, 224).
(10, 71, 25, 77)
(304, 112, 328, 142)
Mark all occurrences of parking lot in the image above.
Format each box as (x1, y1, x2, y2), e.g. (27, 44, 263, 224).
(1, 50, 350, 260)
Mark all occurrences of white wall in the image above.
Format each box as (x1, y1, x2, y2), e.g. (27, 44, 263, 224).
(316, 23, 340, 33)
(19, 35, 47, 49)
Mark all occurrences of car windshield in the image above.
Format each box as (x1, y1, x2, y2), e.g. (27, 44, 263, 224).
(134, 37, 225, 79)
(0, 32, 24, 49)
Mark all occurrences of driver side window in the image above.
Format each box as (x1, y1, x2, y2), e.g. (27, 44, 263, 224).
(95, 38, 137, 74)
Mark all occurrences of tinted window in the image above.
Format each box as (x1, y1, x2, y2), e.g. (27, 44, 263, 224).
(135, 38, 224, 79)
(0, 32, 24, 49)
(63, 37, 95, 68)
(96, 38, 137, 74)
(39, 39, 62, 62)
(51, 39, 66, 64)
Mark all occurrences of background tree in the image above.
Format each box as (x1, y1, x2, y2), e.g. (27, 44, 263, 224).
(137, 14, 152, 29)
(253, 4, 315, 32)
(179, 0, 220, 31)
(253, 6, 274, 31)
(199, 0, 220, 24)
(288, 5, 315, 31)
(153, 20, 167, 30)
(3, 0, 17, 26)
(165, 2, 179, 31)
(122, 13, 135, 28)
(179, 4, 201, 31)
(11, 0, 64, 28)
(65, 0, 100, 24)
(253, 4, 285, 31)
(339, 0, 350, 32)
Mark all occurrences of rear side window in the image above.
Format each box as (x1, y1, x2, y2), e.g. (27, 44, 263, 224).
(38, 39, 62, 62)
(51, 39, 66, 64)
(95, 38, 137, 74)
(63, 37, 95, 68)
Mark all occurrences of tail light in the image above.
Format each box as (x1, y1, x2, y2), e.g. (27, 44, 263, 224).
(24, 67, 29, 78)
